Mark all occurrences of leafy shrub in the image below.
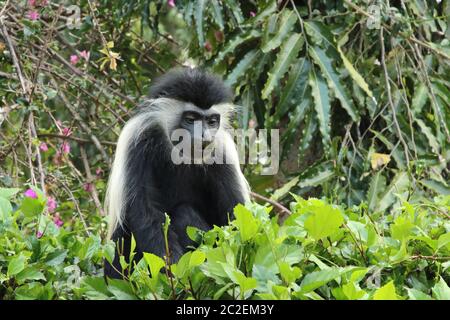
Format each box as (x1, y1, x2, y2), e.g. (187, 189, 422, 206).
(1, 187, 448, 300)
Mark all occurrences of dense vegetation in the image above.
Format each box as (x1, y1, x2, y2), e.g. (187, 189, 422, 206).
(0, 0, 449, 300)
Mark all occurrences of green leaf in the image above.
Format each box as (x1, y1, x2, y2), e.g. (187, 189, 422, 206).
(376, 172, 410, 212)
(274, 58, 310, 124)
(373, 281, 398, 300)
(271, 176, 299, 202)
(407, 288, 432, 300)
(15, 267, 46, 283)
(143, 253, 165, 278)
(107, 279, 137, 300)
(309, 46, 358, 121)
(233, 204, 259, 242)
(298, 161, 335, 189)
(262, 33, 303, 100)
(0, 187, 20, 199)
(304, 203, 344, 240)
(299, 268, 341, 293)
(432, 277, 450, 300)
(0, 197, 13, 220)
(437, 232, 450, 252)
(261, 10, 297, 53)
(279, 262, 302, 284)
(309, 66, 331, 146)
(210, 0, 224, 30)
(189, 250, 206, 268)
(233, 271, 257, 296)
(20, 196, 44, 217)
(367, 172, 386, 212)
(8, 255, 27, 277)
(215, 30, 261, 66)
(194, 0, 206, 46)
(225, 49, 260, 87)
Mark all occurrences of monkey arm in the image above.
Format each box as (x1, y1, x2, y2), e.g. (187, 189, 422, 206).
(208, 164, 249, 226)
(169, 204, 210, 249)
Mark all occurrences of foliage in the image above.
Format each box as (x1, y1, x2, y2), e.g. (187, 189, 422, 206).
(0, 0, 449, 300)
(1, 187, 449, 300)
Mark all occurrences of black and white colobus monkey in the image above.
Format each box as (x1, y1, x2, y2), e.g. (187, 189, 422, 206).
(104, 67, 250, 279)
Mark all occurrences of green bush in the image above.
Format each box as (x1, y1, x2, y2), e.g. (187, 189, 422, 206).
(1, 187, 448, 300)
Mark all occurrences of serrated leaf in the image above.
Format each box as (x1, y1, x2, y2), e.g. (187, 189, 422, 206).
(310, 46, 358, 121)
(261, 10, 297, 53)
(367, 172, 387, 212)
(194, 0, 206, 46)
(210, 0, 224, 30)
(309, 66, 331, 146)
(275, 58, 310, 124)
(225, 49, 260, 87)
(271, 176, 299, 202)
(262, 33, 303, 100)
(376, 172, 410, 212)
(298, 161, 334, 188)
(415, 119, 440, 153)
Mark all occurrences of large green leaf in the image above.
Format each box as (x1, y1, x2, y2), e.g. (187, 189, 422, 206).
(261, 10, 297, 53)
(225, 49, 260, 87)
(194, 0, 206, 46)
(310, 46, 358, 121)
(262, 33, 303, 100)
(309, 66, 331, 146)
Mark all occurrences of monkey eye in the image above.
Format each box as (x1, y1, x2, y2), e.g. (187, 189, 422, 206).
(184, 116, 196, 124)
(207, 116, 220, 127)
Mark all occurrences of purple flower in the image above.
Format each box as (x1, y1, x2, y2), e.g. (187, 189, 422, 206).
(36, 231, 43, 238)
(47, 196, 57, 213)
(24, 188, 38, 199)
(168, 0, 175, 8)
(28, 10, 40, 21)
(39, 142, 48, 152)
(53, 215, 64, 228)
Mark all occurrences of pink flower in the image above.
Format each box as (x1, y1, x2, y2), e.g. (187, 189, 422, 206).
(83, 183, 93, 193)
(24, 188, 38, 199)
(80, 50, 90, 61)
(95, 167, 103, 177)
(36, 231, 43, 238)
(61, 141, 70, 154)
(28, 10, 40, 21)
(40, 0, 48, 6)
(70, 54, 79, 65)
(39, 142, 48, 152)
(53, 214, 63, 228)
(28, 0, 36, 6)
(47, 196, 57, 213)
(250, 11, 256, 17)
(62, 127, 72, 136)
(168, 0, 175, 8)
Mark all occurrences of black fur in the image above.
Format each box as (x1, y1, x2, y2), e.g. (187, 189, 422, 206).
(148, 67, 233, 109)
(104, 71, 244, 279)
